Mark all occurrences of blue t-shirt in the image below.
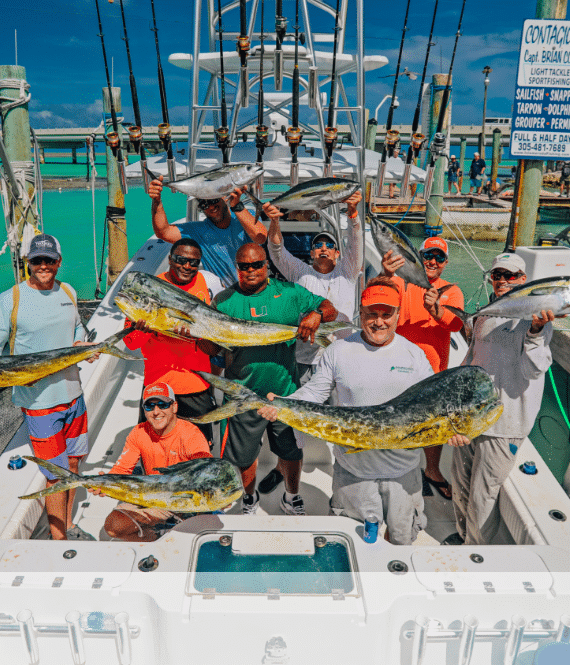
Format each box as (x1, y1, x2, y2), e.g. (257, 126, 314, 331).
(177, 213, 246, 288)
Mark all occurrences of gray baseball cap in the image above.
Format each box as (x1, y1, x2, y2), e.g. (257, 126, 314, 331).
(27, 234, 61, 261)
(312, 232, 338, 248)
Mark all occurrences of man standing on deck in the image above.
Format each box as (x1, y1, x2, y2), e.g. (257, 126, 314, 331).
(123, 238, 216, 445)
(258, 191, 362, 495)
(381, 236, 464, 500)
(468, 152, 486, 195)
(148, 176, 267, 287)
(212, 243, 338, 516)
(451, 253, 555, 545)
(258, 277, 469, 545)
(447, 155, 461, 196)
(0, 234, 99, 541)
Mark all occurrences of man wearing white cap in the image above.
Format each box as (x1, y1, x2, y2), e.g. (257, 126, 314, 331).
(450, 253, 555, 545)
(447, 155, 460, 196)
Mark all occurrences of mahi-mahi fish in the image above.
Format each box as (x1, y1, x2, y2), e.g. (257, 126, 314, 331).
(188, 367, 503, 452)
(0, 329, 138, 387)
(145, 163, 263, 199)
(115, 271, 351, 350)
(19, 457, 244, 512)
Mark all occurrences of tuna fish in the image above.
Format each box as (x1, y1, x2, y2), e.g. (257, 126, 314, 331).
(0, 329, 138, 387)
(115, 271, 351, 350)
(19, 456, 244, 512)
(189, 367, 503, 452)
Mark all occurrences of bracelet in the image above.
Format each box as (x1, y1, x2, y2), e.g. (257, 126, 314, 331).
(347, 211, 358, 219)
(230, 201, 245, 213)
(312, 308, 324, 320)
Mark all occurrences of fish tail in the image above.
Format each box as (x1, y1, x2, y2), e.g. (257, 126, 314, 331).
(18, 457, 83, 499)
(443, 305, 473, 341)
(100, 329, 140, 360)
(314, 322, 355, 348)
(438, 283, 456, 296)
(245, 190, 263, 222)
(190, 371, 267, 423)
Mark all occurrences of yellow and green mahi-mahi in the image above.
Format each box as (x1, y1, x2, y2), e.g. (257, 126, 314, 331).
(115, 271, 351, 349)
(189, 367, 504, 452)
(0, 329, 138, 387)
(19, 457, 244, 512)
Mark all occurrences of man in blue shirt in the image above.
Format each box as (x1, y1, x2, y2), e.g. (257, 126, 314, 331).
(468, 152, 486, 195)
(149, 176, 267, 287)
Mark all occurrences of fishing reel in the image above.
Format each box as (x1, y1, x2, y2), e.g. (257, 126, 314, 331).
(384, 129, 400, 156)
(237, 36, 250, 57)
(255, 125, 269, 151)
(128, 125, 143, 154)
(429, 132, 447, 158)
(275, 15, 288, 42)
(158, 123, 172, 151)
(105, 131, 120, 157)
(287, 126, 302, 153)
(324, 126, 338, 155)
(215, 126, 230, 150)
(410, 132, 426, 156)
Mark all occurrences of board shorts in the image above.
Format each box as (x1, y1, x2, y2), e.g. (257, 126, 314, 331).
(330, 462, 426, 546)
(447, 172, 458, 183)
(22, 395, 88, 480)
(470, 177, 481, 188)
(111, 502, 196, 538)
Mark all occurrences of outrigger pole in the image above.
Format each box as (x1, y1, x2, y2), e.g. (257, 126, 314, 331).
(323, 0, 341, 178)
(118, 0, 150, 192)
(375, 0, 412, 197)
(287, 0, 301, 186)
(400, 0, 439, 200)
(238, 0, 250, 107)
(215, 0, 230, 163)
(255, 0, 268, 198)
(422, 0, 467, 200)
(274, 0, 287, 91)
(94, 0, 128, 194)
(150, 0, 176, 181)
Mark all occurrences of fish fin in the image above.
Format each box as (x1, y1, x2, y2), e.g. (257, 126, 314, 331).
(314, 322, 355, 348)
(343, 447, 367, 454)
(529, 286, 567, 295)
(100, 329, 140, 360)
(19, 457, 82, 499)
(194, 371, 255, 397)
(245, 190, 263, 222)
(23, 456, 80, 480)
(437, 283, 456, 296)
(144, 164, 170, 186)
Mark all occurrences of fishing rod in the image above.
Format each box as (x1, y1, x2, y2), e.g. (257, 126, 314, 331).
(118, 0, 149, 191)
(94, 0, 128, 194)
(238, 0, 250, 107)
(375, 0, 412, 197)
(322, 0, 341, 178)
(150, 0, 176, 181)
(255, 0, 268, 199)
(287, 0, 301, 186)
(422, 0, 467, 200)
(400, 0, 439, 200)
(274, 0, 287, 91)
(215, 0, 230, 163)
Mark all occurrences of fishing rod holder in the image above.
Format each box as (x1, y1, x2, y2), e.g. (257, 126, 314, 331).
(105, 132, 120, 156)
(411, 132, 426, 155)
(127, 126, 143, 154)
(158, 123, 171, 150)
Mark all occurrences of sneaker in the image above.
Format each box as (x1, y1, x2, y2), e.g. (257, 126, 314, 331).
(242, 491, 260, 515)
(280, 493, 306, 516)
(441, 532, 465, 546)
(258, 468, 284, 494)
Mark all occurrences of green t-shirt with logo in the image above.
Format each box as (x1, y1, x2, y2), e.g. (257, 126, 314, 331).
(213, 279, 324, 396)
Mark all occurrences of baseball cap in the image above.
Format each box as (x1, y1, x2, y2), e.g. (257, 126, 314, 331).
(27, 234, 62, 261)
(491, 253, 526, 274)
(361, 284, 401, 309)
(312, 232, 337, 248)
(143, 382, 175, 405)
(419, 237, 448, 258)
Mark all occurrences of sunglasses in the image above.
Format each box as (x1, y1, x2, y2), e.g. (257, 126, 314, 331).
(421, 250, 447, 264)
(237, 260, 267, 271)
(170, 255, 201, 267)
(28, 256, 58, 266)
(143, 400, 173, 412)
(312, 241, 336, 250)
(197, 198, 222, 211)
(490, 269, 522, 282)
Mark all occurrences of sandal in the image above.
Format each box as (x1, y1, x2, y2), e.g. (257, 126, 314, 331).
(258, 468, 283, 494)
(422, 470, 452, 500)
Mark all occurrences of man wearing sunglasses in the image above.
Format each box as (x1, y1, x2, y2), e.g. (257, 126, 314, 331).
(382, 236, 464, 501)
(0, 234, 99, 541)
(148, 176, 267, 288)
(123, 238, 217, 444)
(450, 253, 555, 546)
(92, 382, 212, 542)
(212, 243, 338, 516)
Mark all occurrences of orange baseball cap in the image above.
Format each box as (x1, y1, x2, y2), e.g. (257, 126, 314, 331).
(143, 382, 175, 404)
(419, 236, 448, 257)
(361, 285, 401, 309)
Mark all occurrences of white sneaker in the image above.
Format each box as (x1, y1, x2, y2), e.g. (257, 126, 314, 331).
(280, 493, 306, 516)
(242, 491, 259, 515)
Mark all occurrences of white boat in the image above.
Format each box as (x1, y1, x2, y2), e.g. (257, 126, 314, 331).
(2, 2, 570, 664)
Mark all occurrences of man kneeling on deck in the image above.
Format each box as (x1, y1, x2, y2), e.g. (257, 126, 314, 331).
(91, 382, 211, 542)
(258, 278, 469, 545)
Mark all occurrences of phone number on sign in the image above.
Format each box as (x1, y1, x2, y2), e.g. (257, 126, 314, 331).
(513, 142, 567, 154)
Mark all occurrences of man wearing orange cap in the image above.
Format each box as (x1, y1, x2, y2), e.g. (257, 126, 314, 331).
(259, 277, 469, 545)
(382, 236, 464, 500)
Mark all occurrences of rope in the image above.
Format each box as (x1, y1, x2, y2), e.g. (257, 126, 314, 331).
(30, 128, 43, 232)
(548, 367, 570, 431)
(87, 136, 99, 286)
(94, 206, 127, 298)
(0, 78, 31, 113)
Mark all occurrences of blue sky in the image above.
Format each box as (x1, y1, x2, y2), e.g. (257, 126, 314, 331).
(1, 0, 541, 132)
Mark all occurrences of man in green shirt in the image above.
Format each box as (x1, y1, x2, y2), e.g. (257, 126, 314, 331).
(213, 243, 338, 515)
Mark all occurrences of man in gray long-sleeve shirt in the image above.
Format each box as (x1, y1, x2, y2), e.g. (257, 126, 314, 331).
(451, 253, 555, 545)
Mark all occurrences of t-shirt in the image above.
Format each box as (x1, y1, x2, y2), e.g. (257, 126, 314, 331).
(290, 332, 434, 479)
(448, 160, 460, 176)
(123, 271, 212, 394)
(177, 214, 245, 288)
(111, 418, 212, 475)
(0, 281, 84, 409)
(392, 275, 464, 372)
(470, 158, 486, 178)
(213, 279, 324, 396)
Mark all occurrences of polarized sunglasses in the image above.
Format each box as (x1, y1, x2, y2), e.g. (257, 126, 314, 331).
(170, 254, 201, 267)
(143, 400, 173, 412)
(312, 241, 336, 250)
(197, 198, 222, 211)
(28, 256, 58, 266)
(490, 269, 522, 282)
(237, 260, 267, 271)
(421, 250, 447, 264)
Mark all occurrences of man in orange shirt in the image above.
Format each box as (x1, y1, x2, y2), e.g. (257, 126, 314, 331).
(382, 236, 464, 499)
(124, 238, 215, 444)
(93, 382, 212, 542)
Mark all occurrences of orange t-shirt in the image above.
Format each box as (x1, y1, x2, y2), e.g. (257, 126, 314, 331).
(392, 274, 464, 372)
(123, 271, 212, 394)
(110, 418, 212, 475)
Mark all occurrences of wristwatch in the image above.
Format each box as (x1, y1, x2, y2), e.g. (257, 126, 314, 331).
(230, 201, 245, 213)
(312, 308, 324, 320)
